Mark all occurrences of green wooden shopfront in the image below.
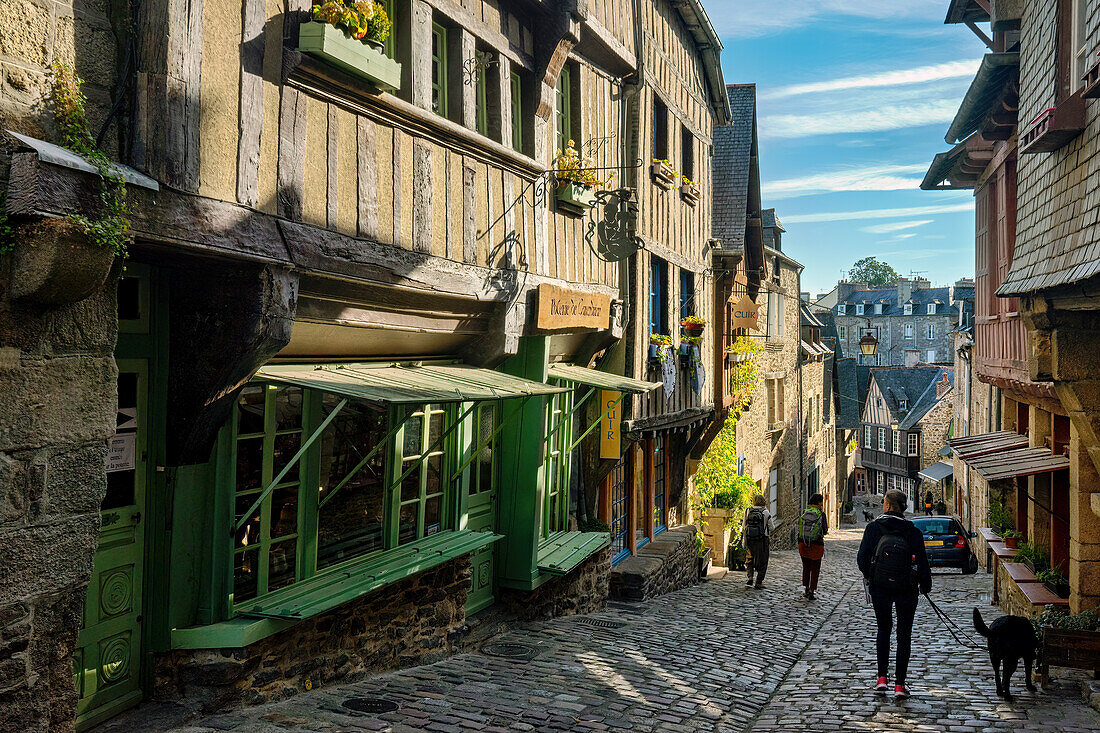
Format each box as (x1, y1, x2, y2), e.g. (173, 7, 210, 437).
(76, 264, 652, 727)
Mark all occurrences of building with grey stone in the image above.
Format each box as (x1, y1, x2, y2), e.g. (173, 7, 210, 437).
(815, 277, 974, 366)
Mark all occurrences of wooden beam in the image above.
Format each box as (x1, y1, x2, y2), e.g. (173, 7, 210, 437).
(966, 20, 994, 50)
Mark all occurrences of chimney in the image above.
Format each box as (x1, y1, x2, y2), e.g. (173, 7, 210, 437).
(936, 372, 951, 399)
(905, 349, 919, 367)
(897, 277, 912, 307)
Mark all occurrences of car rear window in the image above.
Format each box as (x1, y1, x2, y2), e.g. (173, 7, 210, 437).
(913, 518, 954, 534)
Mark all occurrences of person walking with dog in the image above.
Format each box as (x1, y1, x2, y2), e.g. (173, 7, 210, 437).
(741, 494, 771, 588)
(858, 488, 932, 701)
(797, 493, 828, 600)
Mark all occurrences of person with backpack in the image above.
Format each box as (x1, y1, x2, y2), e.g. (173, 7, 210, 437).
(741, 494, 771, 588)
(857, 488, 932, 701)
(797, 493, 828, 600)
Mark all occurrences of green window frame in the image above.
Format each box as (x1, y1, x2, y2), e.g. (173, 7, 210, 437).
(555, 65, 572, 154)
(476, 64, 489, 136)
(431, 23, 448, 117)
(379, 0, 395, 59)
(226, 385, 475, 612)
(510, 72, 523, 152)
(541, 386, 574, 541)
(470, 402, 498, 497)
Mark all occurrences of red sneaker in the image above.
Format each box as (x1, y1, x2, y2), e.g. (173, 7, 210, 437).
(895, 684, 911, 699)
(875, 676, 888, 691)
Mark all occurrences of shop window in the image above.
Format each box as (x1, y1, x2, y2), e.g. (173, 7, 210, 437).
(908, 432, 919, 456)
(609, 454, 631, 563)
(471, 403, 497, 497)
(650, 256, 669, 335)
(431, 23, 448, 117)
(876, 472, 884, 492)
(397, 404, 448, 545)
(653, 95, 668, 160)
(542, 388, 574, 540)
(680, 124, 694, 181)
(653, 436, 666, 533)
(680, 269, 695, 321)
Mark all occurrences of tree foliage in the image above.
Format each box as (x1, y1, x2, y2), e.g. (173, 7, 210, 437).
(848, 256, 899, 287)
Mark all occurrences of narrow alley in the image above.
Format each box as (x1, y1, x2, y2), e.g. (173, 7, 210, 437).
(143, 530, 1100, 733)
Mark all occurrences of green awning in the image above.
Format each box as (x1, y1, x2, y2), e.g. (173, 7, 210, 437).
(537, 531, 611, 576)
(238, 530, 501, 620)
(548, 363, 660, 393)
(256, 362, 569, 405)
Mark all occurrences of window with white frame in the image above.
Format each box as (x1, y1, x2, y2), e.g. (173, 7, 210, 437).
(856, 303, 865, 315)
(875, 302, 883, 314)
(904, 302, 912, 315)
(904, 324, 913, 340)
(908, 432, 919, 456)
(839, 325, 847, 339)
(892, 430, 900, 454)
(837, 303, 846, 315)
(927, 303, 935, 315)
(864, 425, 873, 447)
(767, 378, 785, 428)
(878, 427, 886, 451)
(926, 323, 935, 339)
(926, 349, 936, 362)
(1075, 0, 1089, 90)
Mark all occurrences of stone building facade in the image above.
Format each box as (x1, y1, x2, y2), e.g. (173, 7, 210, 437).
(817, 277, 973, 366)
(0, 0, 733, 730)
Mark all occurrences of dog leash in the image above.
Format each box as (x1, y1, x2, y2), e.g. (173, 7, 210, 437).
(921, 593, 985, 650)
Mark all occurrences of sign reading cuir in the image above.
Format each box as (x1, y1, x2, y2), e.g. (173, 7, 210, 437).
(536, 283, 611, 331)
(729, 296, 760, 331)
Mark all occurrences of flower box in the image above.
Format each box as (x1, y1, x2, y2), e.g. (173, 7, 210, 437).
(297, 20, 401, 92)
(651, 161, 676, 190)
(556, 181, 597, 215)
(1019, 95, 1085, 154)
(1043, 580, 1070, 599)
(680, 182, 700, 206)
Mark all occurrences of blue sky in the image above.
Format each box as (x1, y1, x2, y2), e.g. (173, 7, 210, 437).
(710, 0, 986, 297)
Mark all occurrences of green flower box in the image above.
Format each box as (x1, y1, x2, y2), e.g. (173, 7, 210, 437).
(556, 181, 597, 215)
(297, 21, 401, 92)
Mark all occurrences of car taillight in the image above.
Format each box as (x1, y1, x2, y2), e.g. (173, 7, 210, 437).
(955, 535, 966, 548)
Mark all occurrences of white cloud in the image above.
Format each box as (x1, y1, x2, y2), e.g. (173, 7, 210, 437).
(764, 60, 982, 99)
(781, 202, 974, 224)
(761, 98, 961, 139)
(763, 165, 928, 199)
(710, 0, 945, 39)
(860, 219, 935, 234)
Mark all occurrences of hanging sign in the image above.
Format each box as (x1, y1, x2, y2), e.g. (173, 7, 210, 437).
(730, 296, 760, 331)
(661, 351, 676, 399)
(600, 390, 621, 460)
(536, 283, 611, 331)
(106, 432, 137, 473)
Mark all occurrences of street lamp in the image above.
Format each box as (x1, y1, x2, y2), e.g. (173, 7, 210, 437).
(858, 331, 879, 357)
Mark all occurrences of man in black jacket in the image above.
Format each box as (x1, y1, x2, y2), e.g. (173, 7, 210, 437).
(857, 489, 932, 700)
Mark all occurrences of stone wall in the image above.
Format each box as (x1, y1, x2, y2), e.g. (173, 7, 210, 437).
(500, 548, 610, 620)
(609, 525, 697, 601)
(917, 392, 953, 502)
(153, 557, 470, 714)
(0, 257, 119, 730)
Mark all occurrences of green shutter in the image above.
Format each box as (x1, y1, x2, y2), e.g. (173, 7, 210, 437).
(510, 72, 522, 151)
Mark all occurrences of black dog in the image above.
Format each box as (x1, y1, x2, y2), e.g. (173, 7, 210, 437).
(973, 608, 1039, 701)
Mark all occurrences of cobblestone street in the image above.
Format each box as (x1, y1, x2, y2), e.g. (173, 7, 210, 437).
(159, 530, 1100, 733)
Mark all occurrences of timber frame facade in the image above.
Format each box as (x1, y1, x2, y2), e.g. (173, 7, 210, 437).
(0, 0, 733, 728)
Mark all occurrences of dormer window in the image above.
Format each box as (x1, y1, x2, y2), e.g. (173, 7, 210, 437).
(927, 303, 935, 315)
(903, 303, 912, 316)
(899, 399, 908, 410)
(837, 303, 846, 315)
(874, 303, 883, 315)
(856, 303, 864, 315)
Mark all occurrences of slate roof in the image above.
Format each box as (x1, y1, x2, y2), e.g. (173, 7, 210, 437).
(998, 232, 1100, 296)
(866, 366, 954, 430)
(712, 85, 757, 251)
(945, 53, 1019, 144)
(835, 358, 861, 429)
(800, 302, 824, 328)
(838, 286, 966, 317)
(762, 208, 785, 232)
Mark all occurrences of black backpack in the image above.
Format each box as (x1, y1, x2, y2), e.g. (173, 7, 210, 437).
(871, 522, 916, 591)
(745, 507, 766, 541)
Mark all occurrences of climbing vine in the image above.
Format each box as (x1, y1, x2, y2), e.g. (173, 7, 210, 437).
(47, 60, 131, 257)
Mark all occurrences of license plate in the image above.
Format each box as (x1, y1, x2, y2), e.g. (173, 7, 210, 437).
(924, 540, 943, 547)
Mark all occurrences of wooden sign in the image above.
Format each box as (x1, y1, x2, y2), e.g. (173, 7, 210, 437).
(600, 390, 621, 459)
(536, 283, 611, 331)
(730, 296, 760, 331)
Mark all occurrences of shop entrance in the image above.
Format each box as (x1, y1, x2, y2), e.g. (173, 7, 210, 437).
(465, 403, 499, 614)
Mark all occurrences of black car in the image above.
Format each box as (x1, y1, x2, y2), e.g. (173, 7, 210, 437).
(910, 516, 979, 574)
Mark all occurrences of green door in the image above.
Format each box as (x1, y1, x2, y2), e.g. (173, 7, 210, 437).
(74, 359, 148, 730)
(465, 403, 498, 614)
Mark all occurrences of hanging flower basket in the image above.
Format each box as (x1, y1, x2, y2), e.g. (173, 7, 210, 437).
(556, 180, 598, 215)
(297, 20, 401, 91)
(681, 316, 706, 336)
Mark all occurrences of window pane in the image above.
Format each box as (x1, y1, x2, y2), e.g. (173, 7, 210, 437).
(234, 492, 262, 549)
(424, 495, 442, 536)
(268, 539, 297, 591)
(274, 387, 302, 432)
(317, 402, 387, 569)
(237, 386, 266, 435)
(426, 453, 443, 494)
(236, 437, 264, 491)
(270, 485, 299, 539)
(398, 503, 419, 545)
(233, 549, 259, 603)
(403, 415, 422, 456)
(272, 432, 301, 483)
(401, 464, 421, 502)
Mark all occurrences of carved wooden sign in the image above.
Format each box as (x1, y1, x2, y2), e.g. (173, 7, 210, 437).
(536, 283, 611, 331)
(730, 296, 760, 331)
(600, 390, 621, 460)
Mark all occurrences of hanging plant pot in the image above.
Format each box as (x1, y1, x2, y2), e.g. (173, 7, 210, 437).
(297, 21, 402, 91)
(7, 218, 116, 305)
(1004, 536, 1019, 549)
(555, 181, 597, 216)
(684, 324, 704, 337)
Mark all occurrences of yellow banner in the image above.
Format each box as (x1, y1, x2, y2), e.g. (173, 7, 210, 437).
(600, 390, 621, 460)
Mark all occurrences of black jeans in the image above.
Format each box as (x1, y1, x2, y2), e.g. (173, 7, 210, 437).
(746, 538, 769, 583)
(870, 586, 919, 684)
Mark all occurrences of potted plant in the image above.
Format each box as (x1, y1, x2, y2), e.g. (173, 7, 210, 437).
(1013, 541, 1050, 575)
(1034, 606, 1100, 688)
(299, 1, 401, 90)
(553, 140, 612, 216)
(649, 333, 672, 363)
(986, 499, 1014, 535)
(679, 335, 701, 366)
(1037, 568, 1070, 598)
(651, 158, 677, 190)
(680, 175, 700, 206)
(681, 315, 706, 337)
(1002, 529, 1021, 549)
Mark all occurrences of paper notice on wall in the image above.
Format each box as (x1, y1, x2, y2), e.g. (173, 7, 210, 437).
(662, 350, 676, 399)
(106, 433, 136, 473)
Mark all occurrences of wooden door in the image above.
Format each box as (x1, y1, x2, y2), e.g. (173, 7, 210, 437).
(75, 360, 148, 730)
